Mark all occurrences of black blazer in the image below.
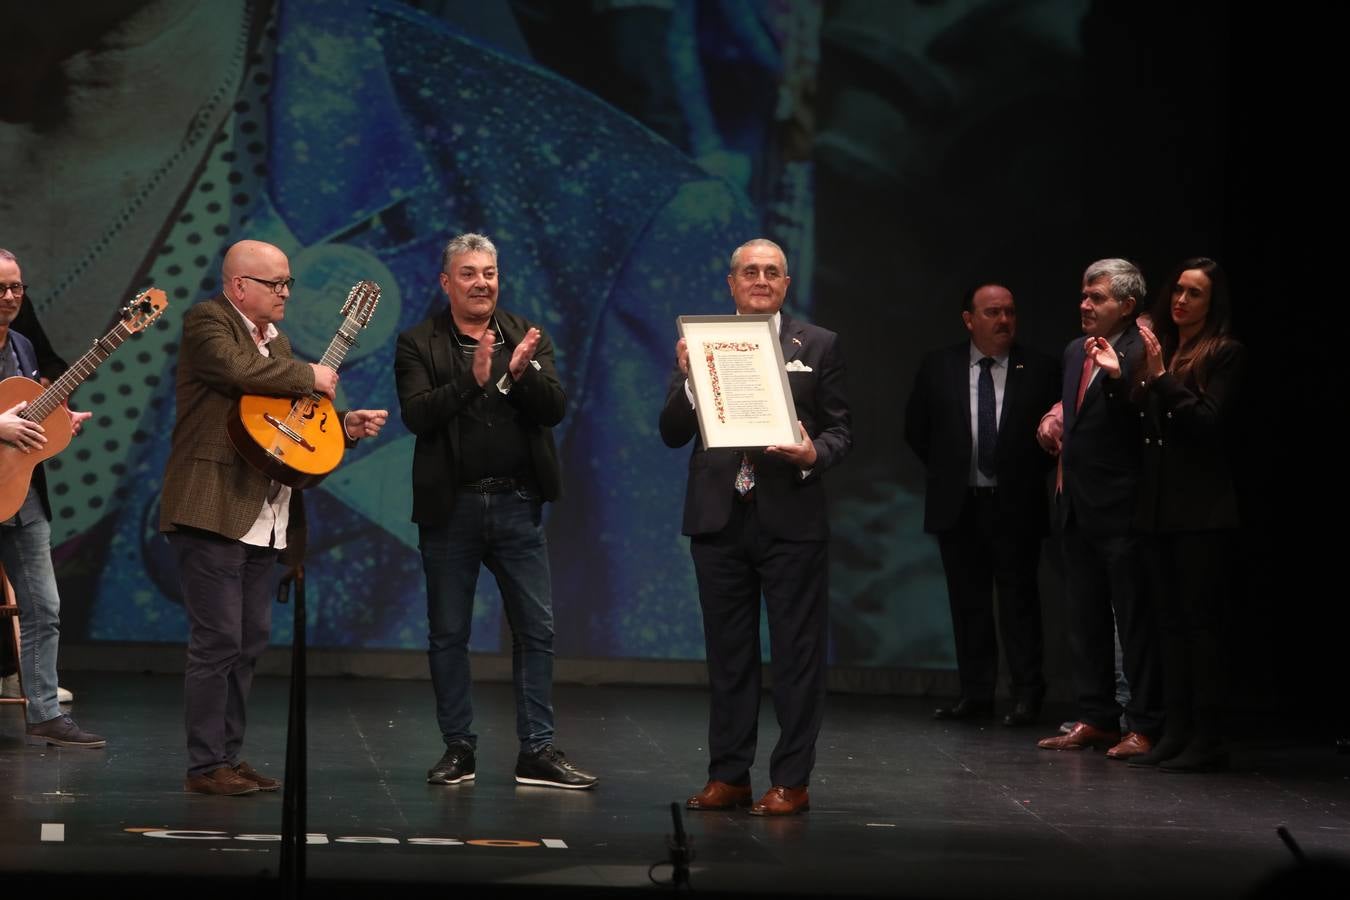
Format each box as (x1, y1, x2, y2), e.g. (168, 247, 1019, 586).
(6, 304, 67, 522)
(659, 312, 852, 541)
(1058, 323, 1143, 535)
(1133, 340, 1246, 533)
(904, 341, 1060, 535)
(395, 307, 565, 525)
(4, 329, 53, 521)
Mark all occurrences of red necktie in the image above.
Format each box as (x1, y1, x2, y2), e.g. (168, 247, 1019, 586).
(1057, 353, 1097, 493)
(1074, 353, 1095, 413)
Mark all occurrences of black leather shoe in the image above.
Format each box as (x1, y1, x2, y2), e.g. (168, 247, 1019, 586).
(1001, 700, 1041, 727)
(427, 741, 476, 784)
(933, 698, 994, 720)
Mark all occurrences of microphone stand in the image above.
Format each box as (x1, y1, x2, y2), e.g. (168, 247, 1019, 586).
(277, 565, 307, 898)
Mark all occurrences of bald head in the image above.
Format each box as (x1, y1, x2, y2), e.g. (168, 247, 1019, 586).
(222, 240, 287, 284)
(222, 240, 292, 330)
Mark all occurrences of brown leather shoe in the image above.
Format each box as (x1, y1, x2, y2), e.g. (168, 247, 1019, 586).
(1105, 732, 1154, 760)
(749, 785, 809, 816)
(1037, 721, 1121, 751)
(687, 780, 752, 811)
(185, 767, 259, 796)
(233, 760, 281, 791)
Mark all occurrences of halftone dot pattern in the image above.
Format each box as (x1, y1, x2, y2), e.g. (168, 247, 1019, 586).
(46, 19, 276, 544)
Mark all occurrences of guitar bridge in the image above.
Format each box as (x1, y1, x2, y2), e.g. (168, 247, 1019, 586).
(262, 413, 317, 452)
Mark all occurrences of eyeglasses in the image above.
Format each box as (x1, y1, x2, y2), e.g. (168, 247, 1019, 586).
(240, 275, 296, 295)
(0, 283, 26, 298)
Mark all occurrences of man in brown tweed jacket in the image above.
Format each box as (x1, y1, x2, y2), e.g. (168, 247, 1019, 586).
(160, 240, 386, 796)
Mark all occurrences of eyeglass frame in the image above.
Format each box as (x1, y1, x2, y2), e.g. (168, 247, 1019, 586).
(0, 283, 27, 298)
(239, 274, 296, 295)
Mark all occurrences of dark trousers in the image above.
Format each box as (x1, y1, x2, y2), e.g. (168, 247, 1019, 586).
(690, 497, 828, 788)
(169, 528, 278, 777)
(1061, 526, 1163, 735)
(1142, 531, 1233, 744)
(936, 492, 1046, 705)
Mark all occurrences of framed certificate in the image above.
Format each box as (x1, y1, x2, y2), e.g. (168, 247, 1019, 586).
(677, 314, 800, 450)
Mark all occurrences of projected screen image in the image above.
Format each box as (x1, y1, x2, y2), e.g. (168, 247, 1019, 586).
(8, 0, 1235, 668)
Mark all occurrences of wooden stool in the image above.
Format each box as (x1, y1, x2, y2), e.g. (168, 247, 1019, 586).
(0, 564, 24, 709)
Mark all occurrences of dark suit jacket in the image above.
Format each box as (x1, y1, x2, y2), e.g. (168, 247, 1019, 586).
(659, 312, 852, 541)
(394, 307, 566, 525)
(1058, 323, 1143, 535)
(1133, 340, 1246, 533)
(159, 295, 315, 560)
(5, 329, 53, 521)
(904, 341, 1060, 535)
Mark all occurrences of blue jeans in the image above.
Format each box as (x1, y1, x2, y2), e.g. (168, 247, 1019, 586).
(420, 489, 555, 752)
(1, 517, 62, 725)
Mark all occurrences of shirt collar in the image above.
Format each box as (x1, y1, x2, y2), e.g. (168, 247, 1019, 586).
(227, 298, 279, 346)
(736, 309, 781, 335)
(968, 342, 1008, 367)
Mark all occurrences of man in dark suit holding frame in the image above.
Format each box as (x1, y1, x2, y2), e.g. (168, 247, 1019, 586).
(661, 238, 851, 816)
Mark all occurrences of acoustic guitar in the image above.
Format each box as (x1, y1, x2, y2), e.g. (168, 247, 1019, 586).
(227, 280, 380, 490)
(0, 288, 169, 521)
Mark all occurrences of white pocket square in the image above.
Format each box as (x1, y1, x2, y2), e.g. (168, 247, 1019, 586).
(785, 360, 813, 372)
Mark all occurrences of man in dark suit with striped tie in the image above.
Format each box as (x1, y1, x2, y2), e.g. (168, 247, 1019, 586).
(905, 284, 1060, 727)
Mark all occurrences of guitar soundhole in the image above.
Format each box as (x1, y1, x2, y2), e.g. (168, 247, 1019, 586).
(319, 412, 328, 432)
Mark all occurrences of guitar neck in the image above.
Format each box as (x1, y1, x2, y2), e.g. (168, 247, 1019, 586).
(22, 323, 137, 422)
(316, 317, 363, 374)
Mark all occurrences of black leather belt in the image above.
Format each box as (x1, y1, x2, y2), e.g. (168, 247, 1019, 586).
(461, 476, 522, 494)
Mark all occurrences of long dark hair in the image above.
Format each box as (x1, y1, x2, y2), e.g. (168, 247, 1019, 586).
(1148, 257, 1234, 390)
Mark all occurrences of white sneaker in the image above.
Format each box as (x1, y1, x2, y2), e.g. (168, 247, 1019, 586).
(1, 673, 74, 704)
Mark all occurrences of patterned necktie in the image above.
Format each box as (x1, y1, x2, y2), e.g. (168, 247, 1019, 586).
(735, 453, 755, 495)
(977, 357, 997, 478)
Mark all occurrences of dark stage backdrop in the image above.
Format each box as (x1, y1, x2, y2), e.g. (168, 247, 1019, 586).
(3, 1, 1288, 680)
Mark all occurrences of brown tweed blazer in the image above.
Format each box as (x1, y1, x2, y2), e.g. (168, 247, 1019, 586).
(159, 294, 316, 559)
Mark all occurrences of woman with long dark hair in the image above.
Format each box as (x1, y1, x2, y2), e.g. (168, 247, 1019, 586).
(1127, 257, 1246, 771)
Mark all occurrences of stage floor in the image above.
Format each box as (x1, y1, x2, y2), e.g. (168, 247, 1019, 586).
(2, 674, 1346, 898)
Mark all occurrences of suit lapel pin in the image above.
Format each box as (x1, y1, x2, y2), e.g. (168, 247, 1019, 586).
(791, 337, 802, 347)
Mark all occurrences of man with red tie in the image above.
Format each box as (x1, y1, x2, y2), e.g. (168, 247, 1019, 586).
(1035, 259, 1162, 760)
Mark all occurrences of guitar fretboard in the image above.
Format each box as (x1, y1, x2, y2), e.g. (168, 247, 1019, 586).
(317, 315, 363, 374)
(21, 323, 137, 422)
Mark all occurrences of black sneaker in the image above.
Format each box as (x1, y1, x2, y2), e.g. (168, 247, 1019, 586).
(514, 745, 598, 790)
(427, 741, 476, 784)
